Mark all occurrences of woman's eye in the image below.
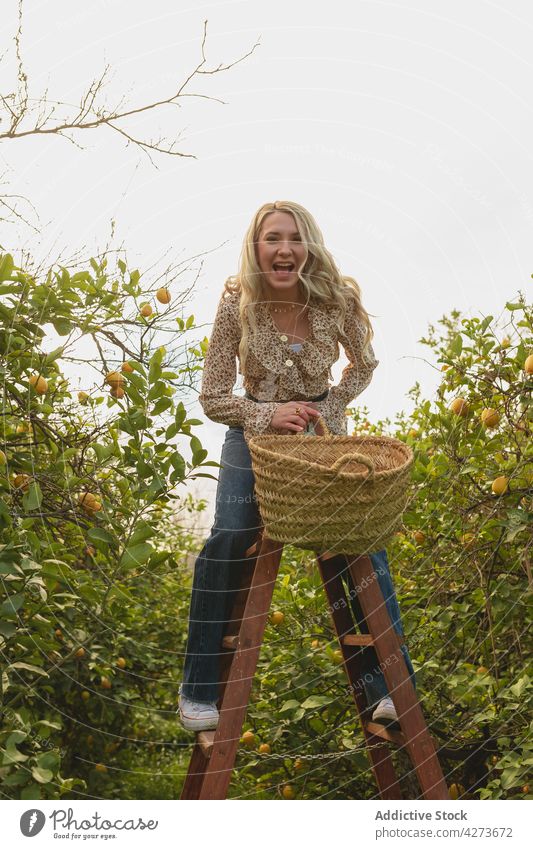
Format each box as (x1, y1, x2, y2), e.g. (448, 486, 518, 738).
(265, 237, 301, 243)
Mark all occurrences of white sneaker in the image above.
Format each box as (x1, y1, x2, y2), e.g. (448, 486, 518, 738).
(372, 697, 398, 725)
(178, 684, 219, 732)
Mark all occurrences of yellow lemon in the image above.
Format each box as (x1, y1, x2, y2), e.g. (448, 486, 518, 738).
(78, 492, 98, 511)
(449, 397, 469, 417)
(29, 373, 48, 394)
(105, 371, 124, 388)
(449, 782, 464, 799)
(241, 730, 256, 747)
(13, 473, 31, 492)
(480, 408, 500, 428)
(491, 476, 508, 495)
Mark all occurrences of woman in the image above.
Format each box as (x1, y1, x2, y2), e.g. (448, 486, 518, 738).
(178, 200, 415, 731)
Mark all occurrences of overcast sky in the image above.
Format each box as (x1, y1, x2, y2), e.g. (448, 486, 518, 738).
(3, 0, 532, 531)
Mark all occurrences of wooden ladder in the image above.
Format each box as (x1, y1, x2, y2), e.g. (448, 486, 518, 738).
(180, 532, 449, 800)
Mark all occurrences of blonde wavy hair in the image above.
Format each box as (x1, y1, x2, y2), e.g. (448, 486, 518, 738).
(223, 200, 376, 374)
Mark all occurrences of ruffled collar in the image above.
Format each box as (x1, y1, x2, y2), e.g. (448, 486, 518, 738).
(244, 297, 340, 395)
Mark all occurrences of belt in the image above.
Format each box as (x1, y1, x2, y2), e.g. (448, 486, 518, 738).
(244, 389, 329, 404)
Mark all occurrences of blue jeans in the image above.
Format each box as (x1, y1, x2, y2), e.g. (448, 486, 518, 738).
(181, 425, 416, 705)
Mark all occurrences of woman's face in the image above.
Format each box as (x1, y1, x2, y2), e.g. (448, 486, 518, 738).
(255, 210, 307, 294)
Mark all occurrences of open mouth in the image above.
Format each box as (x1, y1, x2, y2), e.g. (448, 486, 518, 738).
(272, 262, 295, 274)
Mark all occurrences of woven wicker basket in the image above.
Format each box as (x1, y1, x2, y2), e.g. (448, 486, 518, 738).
(247, 415, 414, 555)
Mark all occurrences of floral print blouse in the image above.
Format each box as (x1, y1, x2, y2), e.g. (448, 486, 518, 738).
(198, 289, 379, 442)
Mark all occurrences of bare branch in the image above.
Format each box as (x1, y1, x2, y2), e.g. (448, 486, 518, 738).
(0, 17, 261, 162)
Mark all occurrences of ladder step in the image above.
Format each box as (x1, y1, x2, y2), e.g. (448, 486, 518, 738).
(341, 634, 374, 646)
(221, 635, 239, 649)
(197, 731, 215, 758)
(245, 537, 262, 557)
(365, 721, 405, 747)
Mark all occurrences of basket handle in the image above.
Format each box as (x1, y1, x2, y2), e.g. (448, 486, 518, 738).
(331, 451, 375, 479)
(311, 414, 331, 436)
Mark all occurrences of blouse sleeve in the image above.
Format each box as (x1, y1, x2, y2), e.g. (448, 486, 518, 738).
(323, 295, 379, 424)
(198, 294, 279, 435)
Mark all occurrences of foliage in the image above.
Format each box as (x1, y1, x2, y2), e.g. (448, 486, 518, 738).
(0, 251, 214, 799)
(229, 292, 533, 800)
(1, 257, 531, 800)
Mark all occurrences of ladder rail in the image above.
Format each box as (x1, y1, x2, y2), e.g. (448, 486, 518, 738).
(346, 553, 450, 801)
(181, 536, 282, 800)
(180, 536, 450, 801)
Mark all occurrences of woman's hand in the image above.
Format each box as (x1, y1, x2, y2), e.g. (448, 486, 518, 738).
(270, 401, 321, 434)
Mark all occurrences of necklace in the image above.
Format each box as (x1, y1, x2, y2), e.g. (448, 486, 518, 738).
(269, 302, 297, 314)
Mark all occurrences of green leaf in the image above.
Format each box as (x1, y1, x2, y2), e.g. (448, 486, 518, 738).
(301, 695, 334, 710)
(2, 733, 29, 764)
(510, 676, 530, 698)
(450, 334, 463, 356)
(505, 302, 524, 311)
(190, 435, 203, 456)
(52, 318, 72, 336)
(92, 443, 115, 463)
(279, 699, 300, 713)
(165, 422, 179, 440)
(32, 766, 54, 784)
(119, 542, 154, 570)
(37, 751, 60, 771)
(151, 397, 172, 416)
(1, 593, 24, 616)
(175, 403, 186, 427)
(192, 448, 208, 465)
(129, 521, 156, 547)
(7, 662, 49, 677)
(44, 346, 65, 365)
(22, 482, 43, 512)
(145, 475, 166, 501)
(0, 253, 14, 281)
(0, 621, 16, 638)
(147, 551, 169, 568)
(21, 783, 42, 799)
(87, 527, 117, 548)
(148, 346, 165, 384)
(500, 767, 524, 790)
